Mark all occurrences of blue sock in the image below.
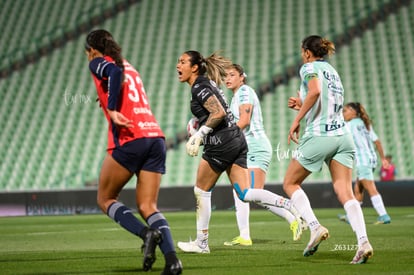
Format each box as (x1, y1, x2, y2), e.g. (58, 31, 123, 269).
(147, 212, 176, 255)
(107, 202, 147, 239)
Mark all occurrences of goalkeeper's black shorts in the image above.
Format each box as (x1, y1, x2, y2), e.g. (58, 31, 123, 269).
(202, 126, 247, 173)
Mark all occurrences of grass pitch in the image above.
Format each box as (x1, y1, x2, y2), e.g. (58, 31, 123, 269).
(1, 207, 413, 274)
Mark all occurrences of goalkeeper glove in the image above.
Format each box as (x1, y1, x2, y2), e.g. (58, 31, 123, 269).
(186, 125, 212, 157)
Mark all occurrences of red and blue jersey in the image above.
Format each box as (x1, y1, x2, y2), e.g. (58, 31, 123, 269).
(89, 56, 164, 151)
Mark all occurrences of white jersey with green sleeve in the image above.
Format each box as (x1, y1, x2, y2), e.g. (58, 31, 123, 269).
(347, 118, 377, 168)
(299, 60, 348, 137)
(230, 84, 267, 141)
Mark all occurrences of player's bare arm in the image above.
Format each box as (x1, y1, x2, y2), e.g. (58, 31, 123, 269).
(203, 95, 226, 128)
(288, 78, 320, 144)
(237, 103, 252, 129)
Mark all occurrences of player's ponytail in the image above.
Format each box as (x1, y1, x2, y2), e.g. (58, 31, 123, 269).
(357, 103, 372, 130)
(184, 50, 232, 86)
(85, 29, 125, 72)
(204, 51, 232, 86)
(302, 35, 335, 58)
(347, 102, 372, 130)
(102, 38, 124, 71)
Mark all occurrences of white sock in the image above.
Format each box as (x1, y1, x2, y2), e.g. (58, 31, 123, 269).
(233, 189, 251, 239)
(243, 188, 290, 209)
(291, 189, 320, 231)
(344, 199, 369, 245)
(243, 188, 301, 224)
(282, 209, 296, 224)
(257, 202, 296, 224)
(370, 194, 387, 216)
(194, 186, 211, 243)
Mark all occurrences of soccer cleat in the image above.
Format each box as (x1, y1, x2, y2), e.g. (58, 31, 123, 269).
(303, 225, 329, 257)
(290, 220, 303, 241)
(350, 241, 373, 264)
(375, 214, 391, 224)
(177, 239, 210, 253)
(161, 258, 183, 275)
(223, 236, 253, 246)
(141, 228, 162, 271)
(338, 213, 349, 224)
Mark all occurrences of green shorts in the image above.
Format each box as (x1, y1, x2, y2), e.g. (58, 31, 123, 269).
(247, 136, 272, 172)
(356, 165, 375, 181)
(296, 133, 355, 172)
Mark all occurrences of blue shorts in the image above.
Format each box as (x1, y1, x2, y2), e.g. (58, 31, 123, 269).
(111, 137, 166, 174)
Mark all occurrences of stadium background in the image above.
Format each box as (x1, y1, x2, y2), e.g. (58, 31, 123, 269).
(0, 0, 413, 214)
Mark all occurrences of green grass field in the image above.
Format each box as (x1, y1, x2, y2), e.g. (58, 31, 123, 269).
(1, 207, 413, 275)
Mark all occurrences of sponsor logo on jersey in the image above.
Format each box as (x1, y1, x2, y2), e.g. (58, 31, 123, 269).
(133, 107, 152, 115)
(138, 121, 159, 129)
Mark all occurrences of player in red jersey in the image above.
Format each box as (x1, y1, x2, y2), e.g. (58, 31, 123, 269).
(85, 29, 182, 275)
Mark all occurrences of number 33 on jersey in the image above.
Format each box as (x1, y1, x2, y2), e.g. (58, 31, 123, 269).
(89, 56, 164, 150)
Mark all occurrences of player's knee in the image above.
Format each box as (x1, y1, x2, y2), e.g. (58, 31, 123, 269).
(233, 183, 248, 201)
(137, 203, 158, 219)
(97, 193, 117, 214)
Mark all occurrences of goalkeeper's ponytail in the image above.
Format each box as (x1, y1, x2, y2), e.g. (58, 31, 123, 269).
(184, 50, 232, 86)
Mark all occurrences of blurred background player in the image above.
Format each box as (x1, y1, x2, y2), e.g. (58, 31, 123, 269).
(224, 64, 305, 246)
(283, 35, 373, 264)
(338, 102, 391, 224)
(85, 29, 182, 274)
(175, 50, 302, 253)
(380, 155, 396, 182)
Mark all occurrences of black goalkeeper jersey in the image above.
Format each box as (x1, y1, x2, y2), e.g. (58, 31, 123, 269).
(190, 76, 237, 133)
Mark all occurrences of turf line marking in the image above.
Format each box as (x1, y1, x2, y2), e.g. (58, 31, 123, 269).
(26, 228, 120, 236)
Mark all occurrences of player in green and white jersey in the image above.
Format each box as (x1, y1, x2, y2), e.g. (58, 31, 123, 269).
(223, 64, 305, 246)
(340, 102, 391, 224)
(283, 35, 373, 264)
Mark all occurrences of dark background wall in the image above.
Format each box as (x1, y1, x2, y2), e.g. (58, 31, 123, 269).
(0, 180, 412, 216)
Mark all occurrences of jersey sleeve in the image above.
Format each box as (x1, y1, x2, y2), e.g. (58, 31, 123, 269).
(369, 126, 379, 142)
(237, 86, 253, 105)
(194, 84, 215, 105)
(347, 120, 356, 132)
(300, 63, 318, 84)
(89, 57, 123, 110)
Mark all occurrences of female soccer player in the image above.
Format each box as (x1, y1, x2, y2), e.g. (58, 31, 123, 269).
(224, 64, 304, 246)
(176, 50, 302, 253)
(340, 102, 391, 224)
(283, 35, 373, 264)
(85, 29, 182, 274)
